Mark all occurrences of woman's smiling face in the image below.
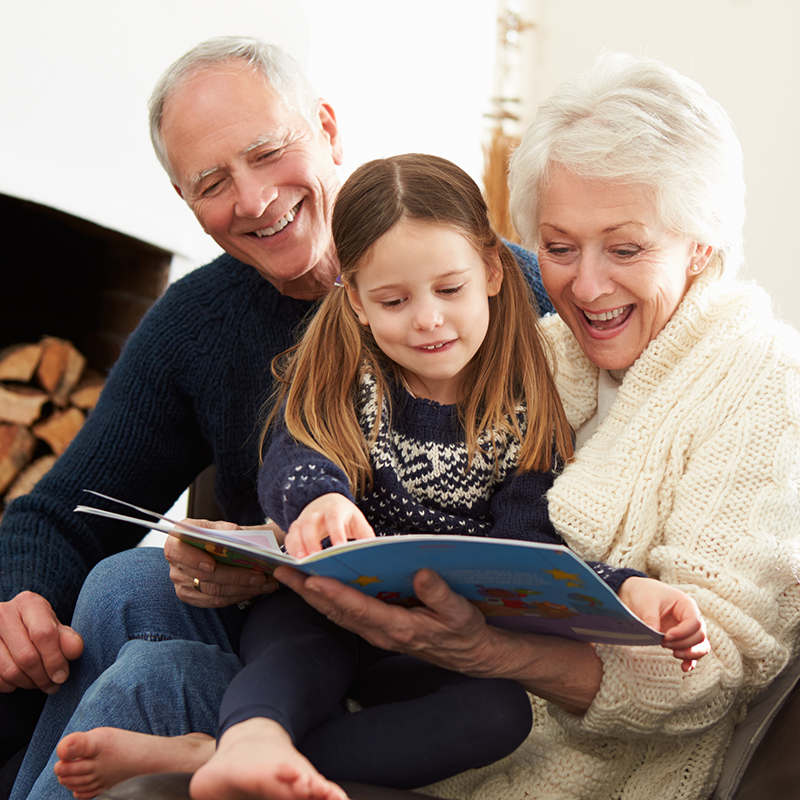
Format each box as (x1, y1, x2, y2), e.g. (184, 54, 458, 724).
(537, 167, 711, 370)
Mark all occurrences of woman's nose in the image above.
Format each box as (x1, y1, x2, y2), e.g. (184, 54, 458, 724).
(570, 255, 614, 303)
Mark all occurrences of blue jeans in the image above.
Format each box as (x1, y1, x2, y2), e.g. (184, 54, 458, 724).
(10, 548, 243, 800)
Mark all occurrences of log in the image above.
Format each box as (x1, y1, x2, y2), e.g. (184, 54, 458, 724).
(69, 372, 105, 410)
(4, 454, 58, 505)
(32, 407, 85, 456)
(36, 337, 87, 406)
(0, 424, 36, 495)
(0, 343, 43, 383)
(0, 384, 49, 426)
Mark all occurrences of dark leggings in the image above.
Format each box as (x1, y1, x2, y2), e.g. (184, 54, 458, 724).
(219, 589, 532, 790)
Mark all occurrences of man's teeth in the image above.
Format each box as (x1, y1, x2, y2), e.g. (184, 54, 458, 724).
(254, 207, 297, 237)
(584, 305, 630, 322)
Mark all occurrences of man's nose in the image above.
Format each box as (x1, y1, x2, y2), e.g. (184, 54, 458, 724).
(234, 173, 277, 219)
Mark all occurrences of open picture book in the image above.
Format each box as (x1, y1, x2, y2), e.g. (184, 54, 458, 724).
(75, 490, 663, 647)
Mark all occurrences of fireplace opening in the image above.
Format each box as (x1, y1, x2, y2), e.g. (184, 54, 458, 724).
(1, 193, 172, 374)
(0, 193, 174, 515)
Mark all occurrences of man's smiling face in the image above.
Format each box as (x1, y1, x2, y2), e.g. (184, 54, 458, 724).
(160, 61, 343, 298)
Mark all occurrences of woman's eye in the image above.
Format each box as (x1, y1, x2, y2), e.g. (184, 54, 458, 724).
(611, 247, 641, 259)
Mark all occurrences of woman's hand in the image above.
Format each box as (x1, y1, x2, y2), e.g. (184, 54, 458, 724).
(284, 494, 375, 557)
(165, 519, 280, 608)
(618, 576, 710, 672)
(275, 566, 603, 713)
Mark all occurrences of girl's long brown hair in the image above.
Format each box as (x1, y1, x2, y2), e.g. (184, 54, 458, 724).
(261, 154, 573, 496)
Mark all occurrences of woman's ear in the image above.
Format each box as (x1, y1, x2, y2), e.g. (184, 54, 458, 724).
(346, 285, 370, 326)
(689, 244, 714, 276)
(487, 253, 504, 297)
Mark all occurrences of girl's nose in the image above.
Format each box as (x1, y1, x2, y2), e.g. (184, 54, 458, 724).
(412, 301, 443, 331)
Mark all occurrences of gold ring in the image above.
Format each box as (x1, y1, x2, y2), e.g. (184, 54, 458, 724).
(193, 577, 202, 593)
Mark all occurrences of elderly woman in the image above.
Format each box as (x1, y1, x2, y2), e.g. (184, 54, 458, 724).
(274, 52, 800, 800)
(12, 52, 800, 800)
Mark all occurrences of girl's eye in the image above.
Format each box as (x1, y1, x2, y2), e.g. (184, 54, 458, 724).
(439, 284, 465, 296)
(380, 298, 405, 309)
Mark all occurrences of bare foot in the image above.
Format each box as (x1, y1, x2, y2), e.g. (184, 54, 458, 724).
(189, 718, 348, 800)
(54, 728, 215, 800)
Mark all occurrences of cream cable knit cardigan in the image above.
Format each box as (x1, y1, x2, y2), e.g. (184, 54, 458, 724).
(426, 266, 800, 800)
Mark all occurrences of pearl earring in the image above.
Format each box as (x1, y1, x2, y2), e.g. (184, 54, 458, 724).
(690, 263, 700, 273)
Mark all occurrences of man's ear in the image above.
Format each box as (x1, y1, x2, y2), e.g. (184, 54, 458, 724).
(346, 285, 369, 326)
(318, 100, 344, 166)
(486, 253, 504, 297)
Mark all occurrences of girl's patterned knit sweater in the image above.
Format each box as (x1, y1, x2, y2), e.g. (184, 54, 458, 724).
(259, 375, 642, 593)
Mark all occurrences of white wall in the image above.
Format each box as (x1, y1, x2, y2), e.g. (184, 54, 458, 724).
(4, 0, 796, 318)
(517, 0, 800, 327)
(2, 0, 495, 279)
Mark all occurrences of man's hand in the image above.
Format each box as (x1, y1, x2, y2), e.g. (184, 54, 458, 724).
(0, 592, 84, 694)
(165, 520, 280, 608)
(275, 566, 496, 675)
(276, 566, 604, 713)
(285, 494, 375, 558)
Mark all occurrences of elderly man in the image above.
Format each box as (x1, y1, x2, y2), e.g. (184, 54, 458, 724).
(0, 36, 551, 799)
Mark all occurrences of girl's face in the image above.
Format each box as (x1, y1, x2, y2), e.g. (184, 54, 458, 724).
(347, 218, 502, 405)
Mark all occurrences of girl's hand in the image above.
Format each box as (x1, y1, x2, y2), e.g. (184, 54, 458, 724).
(618, 576, 710, 672)
(285, 494, 375, 558)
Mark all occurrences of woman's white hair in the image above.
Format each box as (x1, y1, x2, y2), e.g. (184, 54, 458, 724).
(148, 36, 319, 181)
(508, 51, 746, 275)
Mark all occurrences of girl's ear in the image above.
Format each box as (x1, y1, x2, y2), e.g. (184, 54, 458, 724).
(486, 253, 504, 297)
(346, 285, 370, 326)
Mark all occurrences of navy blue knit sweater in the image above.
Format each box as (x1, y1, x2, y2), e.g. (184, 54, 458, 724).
(0, 245, 551, 623)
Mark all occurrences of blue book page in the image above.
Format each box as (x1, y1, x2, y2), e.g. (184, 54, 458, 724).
(303, 536, 663, 647)
(73, 493, 661, 647)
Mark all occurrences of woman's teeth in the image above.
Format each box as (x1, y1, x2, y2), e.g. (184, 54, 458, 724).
(254, 205, 298, 237)
(584, 305, 631, 322)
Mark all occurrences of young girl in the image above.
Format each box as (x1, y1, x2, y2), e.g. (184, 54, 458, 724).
(55, 154, 707, 800)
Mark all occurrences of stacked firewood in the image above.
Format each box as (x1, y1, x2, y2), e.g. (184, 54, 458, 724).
(0, 337, 104, 520)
